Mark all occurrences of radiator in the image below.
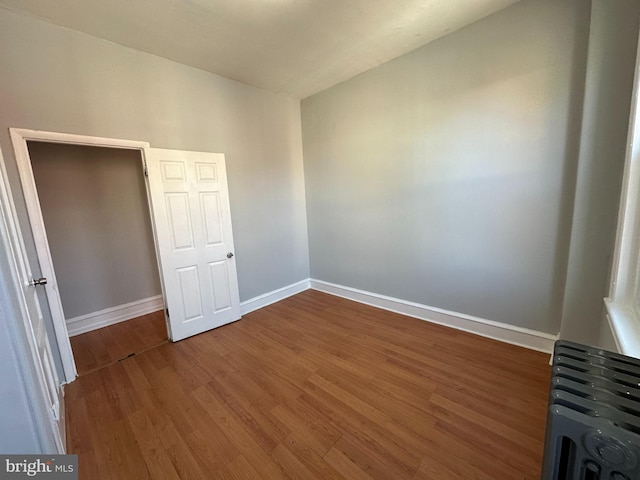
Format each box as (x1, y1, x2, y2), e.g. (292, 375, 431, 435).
(541, 340, 640, 480)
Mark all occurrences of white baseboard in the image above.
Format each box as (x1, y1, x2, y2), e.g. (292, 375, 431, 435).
(309, 279, 558, 353)
(241, 279, 311, 315)
(66, 295, 164, 337)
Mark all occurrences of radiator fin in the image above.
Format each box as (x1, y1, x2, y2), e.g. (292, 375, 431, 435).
(541, 341, 640, 480)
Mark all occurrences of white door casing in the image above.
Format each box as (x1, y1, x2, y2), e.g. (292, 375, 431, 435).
(146, 148, 241, 341)
(8, 129, 238, 384)
(10, 128, 153, 383)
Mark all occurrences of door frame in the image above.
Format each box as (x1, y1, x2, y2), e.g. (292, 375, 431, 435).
(8, 128, 156, 383)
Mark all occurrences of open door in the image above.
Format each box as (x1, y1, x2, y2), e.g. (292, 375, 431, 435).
(145, 148, 241, 341)
(0, 147, 65, 452)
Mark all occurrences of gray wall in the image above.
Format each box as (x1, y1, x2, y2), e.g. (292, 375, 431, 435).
(29, 142, 162, 319)
(0, 7, 310, 306)
(302, 0, 591, 334)
(560, 0, 640, 347)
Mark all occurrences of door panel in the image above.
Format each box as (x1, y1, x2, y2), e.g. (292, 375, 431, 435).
(209, 260, 232, 311)
(176, 266, 203, 321)
(166, 193, 194, 249)
(146, 148, 240, 341)
(200, 192, 224, 245)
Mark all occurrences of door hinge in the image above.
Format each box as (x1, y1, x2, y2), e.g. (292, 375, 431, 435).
(165, 307, 170, 319)
(143, 164, 149, 177)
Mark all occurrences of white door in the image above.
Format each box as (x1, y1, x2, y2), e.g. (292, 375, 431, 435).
(23, 274, 66, 452)
(146, 148, 241, 341)
(0, 152, 65, 452)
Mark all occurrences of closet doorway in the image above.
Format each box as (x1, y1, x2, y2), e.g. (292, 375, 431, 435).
(10, 129, 241, 383)
(29, 141, 167, 376)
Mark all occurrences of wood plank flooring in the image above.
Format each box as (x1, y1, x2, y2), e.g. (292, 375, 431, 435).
(69, 309, 167, 376)
(65, 290, 552, 479)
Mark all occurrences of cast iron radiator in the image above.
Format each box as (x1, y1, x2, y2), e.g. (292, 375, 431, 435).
(541, 340, 640, 479)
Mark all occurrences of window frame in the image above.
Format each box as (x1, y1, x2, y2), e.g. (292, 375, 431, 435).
(605, 30, 640, 358)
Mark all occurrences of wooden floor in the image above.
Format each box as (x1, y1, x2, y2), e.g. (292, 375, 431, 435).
(65, 290, 551, 479)
(69, 310, 167, 376)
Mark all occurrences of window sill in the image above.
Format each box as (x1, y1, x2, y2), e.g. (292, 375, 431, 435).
(604, 298, 640, 359)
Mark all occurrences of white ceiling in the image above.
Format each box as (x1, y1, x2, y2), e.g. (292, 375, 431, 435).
(0, 0, 519, 99)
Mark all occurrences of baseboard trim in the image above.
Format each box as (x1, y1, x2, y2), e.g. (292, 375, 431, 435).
(66, 295, 164, 337)
(241, 279, 311, 316)
(310, 279, 558, 353)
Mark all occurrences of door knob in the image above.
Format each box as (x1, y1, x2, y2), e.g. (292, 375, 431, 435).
(30, 277, 48, 286)
(227, 252, 234, 259)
